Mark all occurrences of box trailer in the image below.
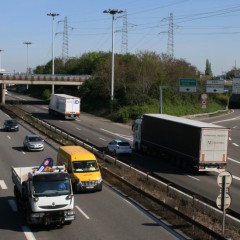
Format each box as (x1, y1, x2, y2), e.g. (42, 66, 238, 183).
(49, 94, 80, 120)
(133, 114, 229, 172)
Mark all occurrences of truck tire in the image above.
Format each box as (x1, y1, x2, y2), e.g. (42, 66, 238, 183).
(65, 221, 72, 225)
(134, 143, 139, 152)
(73, 183, 78, 194)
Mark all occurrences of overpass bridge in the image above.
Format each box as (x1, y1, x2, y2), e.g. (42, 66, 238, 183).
(0, 74, 91, 104)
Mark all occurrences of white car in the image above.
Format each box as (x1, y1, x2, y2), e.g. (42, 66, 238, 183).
(107, 139, 132, 155)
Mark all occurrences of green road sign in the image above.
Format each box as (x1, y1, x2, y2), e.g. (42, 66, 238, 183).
(179, 78, 197, 92)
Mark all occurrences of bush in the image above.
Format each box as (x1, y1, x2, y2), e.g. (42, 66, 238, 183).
(42, 89, 51, 100)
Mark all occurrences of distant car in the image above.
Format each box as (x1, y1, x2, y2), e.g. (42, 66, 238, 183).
(23, 134, 44, 151)
(107, 139, 132, 155)
(4, 119, 19, 132)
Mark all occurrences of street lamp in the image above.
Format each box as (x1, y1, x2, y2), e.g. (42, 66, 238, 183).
(47, 12, 60, 94)
(0, 49, 4, 73)
(103, 9, 123, 103)
(23, 42, 32, 74)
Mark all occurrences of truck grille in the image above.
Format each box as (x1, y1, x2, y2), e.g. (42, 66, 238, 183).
(39, 204, 68, 209)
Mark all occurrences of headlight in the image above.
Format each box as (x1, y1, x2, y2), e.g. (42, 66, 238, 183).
(96, 177, 102, 183)
(66, 195, 73, 200)
(66, 210, 75, 216)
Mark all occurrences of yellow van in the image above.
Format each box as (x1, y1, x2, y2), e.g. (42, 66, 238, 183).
(57, 146, 102, 192)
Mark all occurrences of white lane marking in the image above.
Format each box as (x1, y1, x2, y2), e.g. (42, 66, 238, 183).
(233, 175, 240, 181)
(75, 205, 90, 219)
(8, 199, 18, 212)
(229, 137, 232, 141)
(187, 175, 200, 181)
(7, 135, 11, 140)
(99, 137, 106, 141)
(211, 116, 240, 124)
(76, 127, 81, 131)
(21, 226, 36, 240)
(100, 128, 133, 141)
(233, 126, 237, 129)
(215, 158, 240, 180)
(232, 143, 239, 147)
(0, 180, 7, 189)
(228, 157, 240, 164)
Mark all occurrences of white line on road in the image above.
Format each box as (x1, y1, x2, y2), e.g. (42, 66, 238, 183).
(228, 157, 240, 164)
(187, 175, 200, 181)
(0, 180, 7, 189)
(75, 205, 90, 219)
(7, 135, 11, 140)
(100, 128, 133, 141)
(99, 137, 106, 141)
(8, 199, 18, 212)
(232, 143, 239, 147)
(21, 226, 36, 240)
(76, 127, 81, 131)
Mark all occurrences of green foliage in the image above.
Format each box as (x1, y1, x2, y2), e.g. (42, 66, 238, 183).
(33, 50, 229, 123)
(205, 59, 213, 77)
(42, 89, 52, 100)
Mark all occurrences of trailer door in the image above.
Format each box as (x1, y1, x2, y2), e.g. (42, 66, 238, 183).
(200, 129, 228, 163)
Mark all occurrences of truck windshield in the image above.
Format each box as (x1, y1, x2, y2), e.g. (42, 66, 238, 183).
(73, 160, 99, 172)
(33, 179, 71, 196)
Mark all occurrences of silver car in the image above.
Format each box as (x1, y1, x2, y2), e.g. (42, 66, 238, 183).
(23, 134, 44, 151)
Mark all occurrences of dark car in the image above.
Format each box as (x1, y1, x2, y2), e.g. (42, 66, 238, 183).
(4, 119, 19, 132)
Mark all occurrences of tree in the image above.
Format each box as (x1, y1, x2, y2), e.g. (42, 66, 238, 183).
(205, 59, 213, 77)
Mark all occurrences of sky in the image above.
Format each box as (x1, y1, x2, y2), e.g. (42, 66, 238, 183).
(1, 0, 240, 76)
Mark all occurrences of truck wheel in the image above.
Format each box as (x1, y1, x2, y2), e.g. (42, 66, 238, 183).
(73, 183, 78, 194)
(65, 221, 72, 225)
(135, 143, 139, 152)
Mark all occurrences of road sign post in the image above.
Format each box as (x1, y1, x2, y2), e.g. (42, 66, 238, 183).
(216, 171, 232, 234)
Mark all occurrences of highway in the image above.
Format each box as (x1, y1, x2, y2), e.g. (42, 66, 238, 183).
(0, 93, 187, 239)
(7, 92, 240, 214)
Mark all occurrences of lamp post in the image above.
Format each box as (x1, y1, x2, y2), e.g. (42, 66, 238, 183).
(0, 49, 4, 73)
(103, 9, 123, 104)
(23, 42, 32, 74)
(47, 12, 60, 94)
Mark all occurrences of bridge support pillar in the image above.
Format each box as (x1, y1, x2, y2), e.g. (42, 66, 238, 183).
(0, 83, 6, 104)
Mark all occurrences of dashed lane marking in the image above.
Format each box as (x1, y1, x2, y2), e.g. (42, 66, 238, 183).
(0, 180, 7, 189)
(75, 205, 90, 219)
(21, 226, 36, 240)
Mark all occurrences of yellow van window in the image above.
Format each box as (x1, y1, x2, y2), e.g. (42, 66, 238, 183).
(73, 161, 98, 172)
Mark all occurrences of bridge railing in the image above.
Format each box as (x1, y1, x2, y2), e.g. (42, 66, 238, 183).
(0, 74, 91, 81)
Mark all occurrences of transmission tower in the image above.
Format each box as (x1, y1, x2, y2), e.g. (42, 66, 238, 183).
(121, 10, 128, 54)
(62, 16, 69, 63)
(167, 13, 174, 58)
